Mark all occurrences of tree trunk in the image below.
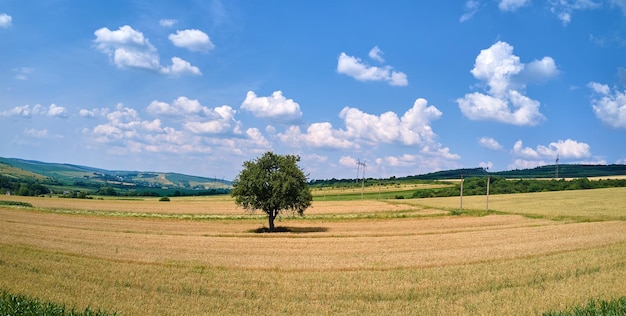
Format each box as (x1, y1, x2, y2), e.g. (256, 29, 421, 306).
(268, 210, 276, 232)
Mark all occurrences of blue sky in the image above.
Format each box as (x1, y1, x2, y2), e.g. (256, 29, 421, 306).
(1, 0, 626, 180)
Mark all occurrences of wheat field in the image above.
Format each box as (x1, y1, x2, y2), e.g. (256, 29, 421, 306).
(1, 188, 625, 315)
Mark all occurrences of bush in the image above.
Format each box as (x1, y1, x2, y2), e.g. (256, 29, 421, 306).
(159, 196, 170, 202)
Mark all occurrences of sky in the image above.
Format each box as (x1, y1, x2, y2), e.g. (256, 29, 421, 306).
(1, 0, 626, 181)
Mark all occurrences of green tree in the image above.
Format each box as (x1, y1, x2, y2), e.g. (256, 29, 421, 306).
(231, 152, 312, 232)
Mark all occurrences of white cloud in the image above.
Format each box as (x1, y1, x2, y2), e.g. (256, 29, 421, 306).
(160, 57, 202, 76)
(47, 104, 68, 118)
(277, 98, 452, 162)
(168, 29, 214, 52)
(86, 102, 264, 156)
(522, 57, 559, 82)
(13, 67, 32, 80)
(148, 97, 240, 134)
(512, 139, 591, 159)
(337, 52, 408, 86)
(549, 0, 601, 25)
(499, 0, 530, 12)
(94, 25, 160, 70)
(93, 25, 201, 76)
(339, 98, 442, 146)
(368, 46, 385, 63)
(588, 82, 626, 129)
(1, 104, 67, 118)
(379, 149, 461, 175)
(80, 108, 110, 118)
(183, 105, 238, 135)
(25, 128, 49, 138)
(457, 41, 557, 126)
(479, 161, 494, 170)
(240, 91, 303, 123)
(0, 13, 11, 28)
(279, 123, 357, 150)
(479, 137, 503, 150)
(1, 104, 42, 118)
(159, 19, 177, 27)
(460, 0, 481, 22)
(509, 158, 547, 170)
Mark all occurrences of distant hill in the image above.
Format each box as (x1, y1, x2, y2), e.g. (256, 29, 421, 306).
(405, 164, 626, 180)
(0, 157, 230, 194)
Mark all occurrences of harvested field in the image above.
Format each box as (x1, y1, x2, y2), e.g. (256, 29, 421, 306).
(1, 188, 625, 315)
(411, 187, 626, 220)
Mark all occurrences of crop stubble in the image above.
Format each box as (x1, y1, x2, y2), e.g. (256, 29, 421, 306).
(0, 188, 625, 315)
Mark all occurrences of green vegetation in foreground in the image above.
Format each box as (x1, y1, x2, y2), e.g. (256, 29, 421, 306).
(0, 289, 117, 316)
(542, 296, 626, 316)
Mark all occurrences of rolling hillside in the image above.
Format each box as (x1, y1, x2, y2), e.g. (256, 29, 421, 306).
(0, 157, 230, 193)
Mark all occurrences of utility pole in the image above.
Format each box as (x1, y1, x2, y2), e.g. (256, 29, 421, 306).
(486, 176, 490, 212)
(359, 160, 367, 199)
(555, 154, 559, 179)
(459, 175, 464, 213)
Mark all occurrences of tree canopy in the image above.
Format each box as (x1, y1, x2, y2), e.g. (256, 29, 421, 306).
(231, 152, 312, 232)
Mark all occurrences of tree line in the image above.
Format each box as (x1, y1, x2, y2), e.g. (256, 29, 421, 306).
(0, 175, 50, 196)
(411, 177, 626, 198)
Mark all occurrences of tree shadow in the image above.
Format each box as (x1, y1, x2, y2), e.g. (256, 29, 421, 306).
(248, 226, 329, 234)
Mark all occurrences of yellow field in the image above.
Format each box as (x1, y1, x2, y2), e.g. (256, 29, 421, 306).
(408, 187, 626, 220)
(1, 188, 625, 315)
(310, 182, 451, 196)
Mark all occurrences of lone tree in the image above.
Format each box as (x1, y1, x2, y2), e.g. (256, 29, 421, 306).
(231, 151, 312, 232)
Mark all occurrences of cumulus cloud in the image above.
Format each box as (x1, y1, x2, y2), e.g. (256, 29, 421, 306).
(47, 104, 68, 118)
(79, 107, 110, 118)
(279, 123, 357, 150)
(509, 158, 547, 170)
(588, 82, 626, 128)
(93, 25, 201, 76)
(479, 161, 494, 170)
(339, 98, 442, 145)
(0, 13, 11, 28)
(509, 138, 593, 170)
(169, 29, 214, 52)
(1, 104, 67, 118)
(479, 137, 503, 150)
(183, 105, 238, 134)
(1, 104, 42, 118)
(460, 0, 481, 22)
(337, 52, 408, 86)
(549, 0, 601, 25)
(499, 0, 530, 11)
(240, 91, 303, 123)
(277, 97, 451, 160)
(148, 96, 240, 134)
(368, 46, 385, 62)
(85, 101, 265, 157)
(160, 57, 202, 76)
(457, 41, 558, 126)
(512, 139, 591, 159)
(378, 149, 461, 175)
(159, 19, 177, 27)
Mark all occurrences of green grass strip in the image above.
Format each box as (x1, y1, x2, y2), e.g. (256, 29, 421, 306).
(543, 296, 626, 316)
(0, 200, 33, 207)
(0, 289, 117, 315)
